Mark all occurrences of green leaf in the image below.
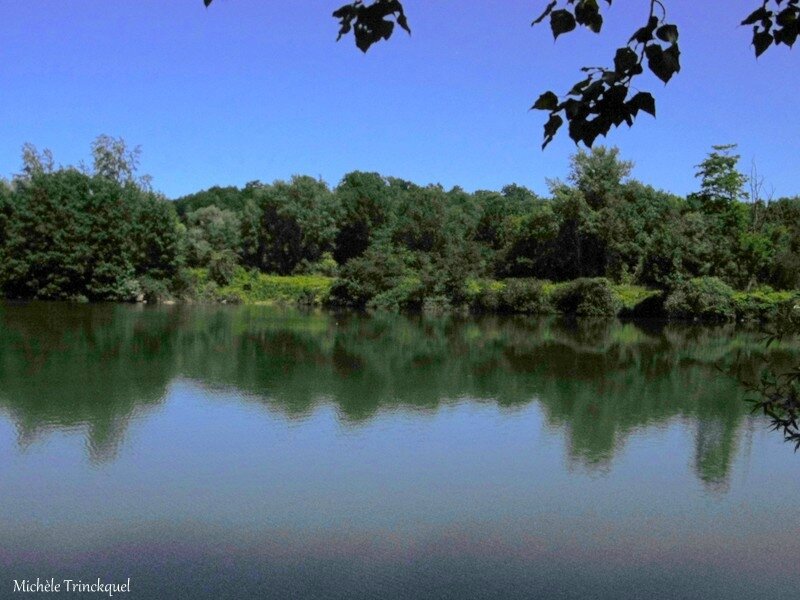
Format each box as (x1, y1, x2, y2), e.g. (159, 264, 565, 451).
(613, 47, 638, 73)
(569, 78, 592, 95)
(575, 1, 603, 33)
(754, 30, 774, 56)
(777, 21, 799, 46)
(628, 92, 656, 117)
(532, 91, 559, 111)
(742, 7, 769, 26)
(550, 10, 577, 39)
(646, 44, 680, 83)
(630, 15, 659, 44)
(397, 14, 411, 34)
(656, 24, 679, 43)
(542, 114, 564, 148)
(777, 7, 798, 27)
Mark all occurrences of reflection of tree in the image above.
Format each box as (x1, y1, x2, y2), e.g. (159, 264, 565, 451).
(694, 417, 740, 492)
(0, 303, 795, 484)
(0, 302, 178, 462)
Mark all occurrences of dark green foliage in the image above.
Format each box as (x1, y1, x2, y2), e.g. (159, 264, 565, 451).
(733, 288, 798, 322)
(532, 2, 678, 148)
(0, 171, 136, 300)
(208, 249, 239, 286)
(185, 205, 241, 267)
(328, 246, 418, 309)
(255, 177, 338, 275)
(332, 0, 410, 53)
(332, 171, 392, 264)
(0, 140, 181, 302)
(174, 185, 250, 217)
(762, 197, 800, 290)
(664, 277, 736, 321)
(1, 142, 798, 318)
(498, 279, 552, 314)
(742, 1, 800, 56)
(138, 275, 172, 304)
(551, 278, 622, 316)
(130, 192, 182, 282)
(689, 144, 748, 213)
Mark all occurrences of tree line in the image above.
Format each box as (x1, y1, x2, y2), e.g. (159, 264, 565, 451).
(0, 137, 798, 316)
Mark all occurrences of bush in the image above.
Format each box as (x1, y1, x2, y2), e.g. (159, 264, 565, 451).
(732, 286, 797, 322)
(613, 284, 659, 312)
(421, 294, 453, 315)
(327, 247, 411, 308)
(138, 275, 172, 303)
(366, 277, 424, 312)
(664, 277, 735, 321)
(208, 249, 239, 286)
(550, 278, 621, 317)
(465, 279, 503, 313)
(498, 278, 552, 314)
(223, 270, 333, 305)
(293, 251, 339, 277)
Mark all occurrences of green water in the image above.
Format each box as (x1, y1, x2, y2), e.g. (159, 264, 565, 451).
(0, 303, 798, 599)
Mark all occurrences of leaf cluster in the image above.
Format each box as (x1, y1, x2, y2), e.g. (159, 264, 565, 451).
(332, 0, 410, 52)
(742, 0, 800, 56)
(531, 1, 678, 148)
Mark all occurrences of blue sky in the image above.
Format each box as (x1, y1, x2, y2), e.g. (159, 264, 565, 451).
(0, 1, 797, 199)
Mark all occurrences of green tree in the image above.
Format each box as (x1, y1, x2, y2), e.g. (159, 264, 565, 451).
(568, 147, 633, 210)
(0, 169, 133, 300)
(90, 134, 149, 189)
(185, 205, 242, 267)
(690, 144, 749, 213)
(129, 192, 182, 282)
(332, 171, 394, 264)
(0, 141, 181, 301)
(256, 176, 338, 275)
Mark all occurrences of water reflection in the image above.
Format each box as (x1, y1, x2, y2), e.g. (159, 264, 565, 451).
(0, 302, 794, 486)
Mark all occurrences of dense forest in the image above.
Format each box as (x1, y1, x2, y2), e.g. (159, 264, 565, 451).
(1, 137, 798, 320)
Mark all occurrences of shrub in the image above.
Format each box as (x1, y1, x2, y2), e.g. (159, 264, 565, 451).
(498, 278, 552, 314)
(365, 276, 424, 312)
(732, 286, 797, 322)
(613, 284, 659, 312)
(327, 247, 410, 308)
(550, 278, 621, 316)
(466, 279, 503, 313)
(293, 251, 339, 277)
(664, 277, 735, 321)
(224, 271, 333, 305)
(421, 295, 453, 315)
(208, 249, 239, 286)
(138, 275, 172, 303)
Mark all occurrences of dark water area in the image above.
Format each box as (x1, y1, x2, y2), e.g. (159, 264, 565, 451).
(0, 302, 798, 599)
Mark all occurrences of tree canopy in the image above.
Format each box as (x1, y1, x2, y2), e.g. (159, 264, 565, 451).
(204, 0, 798, 148)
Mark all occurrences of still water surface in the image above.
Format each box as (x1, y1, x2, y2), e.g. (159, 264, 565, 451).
(0, 303, 798, 599)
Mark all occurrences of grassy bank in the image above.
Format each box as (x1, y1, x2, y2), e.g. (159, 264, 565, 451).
(187, 268, 334, 306)
(183, 270, 798, 322)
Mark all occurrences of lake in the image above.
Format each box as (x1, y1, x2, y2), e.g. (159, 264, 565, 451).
(0, 303, 798, 599)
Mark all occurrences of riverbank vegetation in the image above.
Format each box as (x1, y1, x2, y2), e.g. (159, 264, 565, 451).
(1, 138, 798, 321)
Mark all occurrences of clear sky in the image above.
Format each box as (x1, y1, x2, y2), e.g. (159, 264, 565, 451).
(1, 1, 797, 199)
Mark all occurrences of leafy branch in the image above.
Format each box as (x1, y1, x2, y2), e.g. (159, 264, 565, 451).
(735, 303, 800, 450)
(531, 0, 678, 148)
(742, 0, 800, 56)
(332, 0, 411, 52)
(201, 1, 796, 146)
